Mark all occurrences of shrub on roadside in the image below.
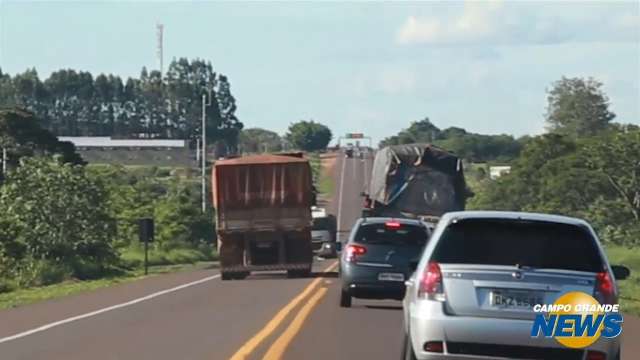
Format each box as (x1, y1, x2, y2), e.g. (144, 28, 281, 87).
(0, 278, 17, 294)
(0, 158, 118, 283)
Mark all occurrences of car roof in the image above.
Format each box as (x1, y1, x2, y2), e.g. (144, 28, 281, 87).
(359, 217, 425, 226)
(441, 211, 589, 227)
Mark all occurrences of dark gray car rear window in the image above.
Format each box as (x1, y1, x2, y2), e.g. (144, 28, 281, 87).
(432, 219, 604, 272)
(355, 223, 428, 247)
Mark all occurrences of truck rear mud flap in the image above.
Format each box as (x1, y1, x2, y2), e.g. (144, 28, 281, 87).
(220, 263, 312, 280)
(222, 263, 311, 272)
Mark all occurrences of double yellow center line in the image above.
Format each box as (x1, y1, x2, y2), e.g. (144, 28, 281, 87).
(229, 261, 338, 360)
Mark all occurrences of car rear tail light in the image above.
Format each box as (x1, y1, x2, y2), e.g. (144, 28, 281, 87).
(585, 351, 606, 360)
(594, 271, 616, 305)
(385, 221, 401, 228)
(423, 341, 444, 353)
(418, 262, 445, 301)
(345, 244, 367, 263)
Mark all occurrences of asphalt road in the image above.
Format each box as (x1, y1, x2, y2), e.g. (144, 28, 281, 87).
(0, 151, 638, 360)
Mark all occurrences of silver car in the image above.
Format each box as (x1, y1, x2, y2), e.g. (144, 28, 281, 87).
(402, 211, 630, 360)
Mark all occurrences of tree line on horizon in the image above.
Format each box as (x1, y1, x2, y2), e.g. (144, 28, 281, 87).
(0, 58, 243, 152)
(380, 77, 639, 246)
(378, 77, 635, 165)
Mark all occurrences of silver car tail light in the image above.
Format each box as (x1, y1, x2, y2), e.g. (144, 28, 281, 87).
(418, 262, 445, 301)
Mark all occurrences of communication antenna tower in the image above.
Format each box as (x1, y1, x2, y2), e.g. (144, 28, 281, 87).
(156, 23, 164, 74)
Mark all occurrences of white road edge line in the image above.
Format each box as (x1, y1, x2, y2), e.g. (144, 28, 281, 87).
(363, 155, 368, 192)
(0, 273, 221, 345)
(336, 154, 347, 243)
(352, 154, 356, 181)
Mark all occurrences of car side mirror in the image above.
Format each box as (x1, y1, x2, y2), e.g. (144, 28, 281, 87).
(409, 260, 419, 272)
(335, 242, 342, 252)
(612, 265, 631, 280)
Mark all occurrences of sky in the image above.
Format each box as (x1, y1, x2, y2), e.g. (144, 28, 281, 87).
(0, 1, 638, 144)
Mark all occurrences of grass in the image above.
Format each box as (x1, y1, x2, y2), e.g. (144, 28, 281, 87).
(0, 262, 215, 310)
(308, 153, 322, 184)
(0, 245, 218, 310)
(120, 246, 217, 268)
(605, 245, 640, 317)
(318, 171, 334, 197)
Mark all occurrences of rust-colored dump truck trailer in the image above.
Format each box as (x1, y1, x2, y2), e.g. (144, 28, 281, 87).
(212, 154, 314, 280)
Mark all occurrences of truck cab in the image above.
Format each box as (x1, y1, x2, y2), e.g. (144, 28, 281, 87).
(311, 207, 337, 258)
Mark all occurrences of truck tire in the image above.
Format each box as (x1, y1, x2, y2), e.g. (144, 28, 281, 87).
(299, 268, 311, 278)
(298, 270, 311, 278)
(340, 289, 352, 308)
(234, 272, 249, 280)
(221, 272, 233, 281)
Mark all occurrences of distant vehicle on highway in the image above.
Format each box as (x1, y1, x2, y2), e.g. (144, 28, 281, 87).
(311, 206, 337, 258)
(401, 211, 630, 360)
(345, 145, 354, 158)
(339, 217, 431, 308)
(362, 144, 471, 226)
(212, 154, 314, 280)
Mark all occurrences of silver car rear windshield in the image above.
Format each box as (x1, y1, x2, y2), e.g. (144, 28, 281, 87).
(312, 217, 332, 231)
(355, 223, 428, 247)
(431, 219, 604, 273)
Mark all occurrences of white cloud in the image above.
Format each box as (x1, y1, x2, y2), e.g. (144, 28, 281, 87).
(350, 68, 417, 97)
(378, 69, 416, 94)
(396, 1, 640, 45)
(619, 14, 640, 29)
(397, 1, 504, 45)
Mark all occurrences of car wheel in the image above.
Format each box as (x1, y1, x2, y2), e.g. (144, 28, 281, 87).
(402, 332, 417, 360)
(340, 289, 352, 308)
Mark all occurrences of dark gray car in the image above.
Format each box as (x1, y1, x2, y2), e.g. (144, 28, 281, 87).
(339, 217, 430, 307)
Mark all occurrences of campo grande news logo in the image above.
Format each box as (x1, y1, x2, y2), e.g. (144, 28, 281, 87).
(530, 292, 623, 348)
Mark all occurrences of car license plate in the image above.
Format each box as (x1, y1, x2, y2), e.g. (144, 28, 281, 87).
(256, 241, 273, 249)
(378, 273, 404, 282)
(490, 290, 543, 309)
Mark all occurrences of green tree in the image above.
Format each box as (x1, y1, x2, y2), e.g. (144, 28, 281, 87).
(0, 109, 84, 179)
(379, 118, 522, 162)
(0, 158, 117, 282)
(585, 129, 640, 221)
(1, 60, 244, 150)
(545, 77, 615, 138)
(285, 120, 332, 152)
(239, 128, 283, 153)
(380, 118, 440, 147)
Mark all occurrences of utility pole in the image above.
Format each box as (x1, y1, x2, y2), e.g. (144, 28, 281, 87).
(196, 138, 200, 163)
(1, 147, 6, 176)
(201, 91, 212, 214)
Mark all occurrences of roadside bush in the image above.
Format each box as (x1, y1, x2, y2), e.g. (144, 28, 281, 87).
(0, 157, 118, 281)
(11, 259, 72, 288)
(0, 278, 17, 294)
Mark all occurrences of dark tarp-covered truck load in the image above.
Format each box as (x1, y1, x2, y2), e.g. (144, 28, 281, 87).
(365, 144, 469, 222)
(212, 154, 314, 280)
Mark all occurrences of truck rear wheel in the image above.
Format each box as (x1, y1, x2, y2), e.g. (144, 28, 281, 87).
(287, 267, 312, 278)
(298, 268, 311, 278)
(221, 272, 232, 281)
(340, 289, 352, 308)
(234, 272, 249, 280)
